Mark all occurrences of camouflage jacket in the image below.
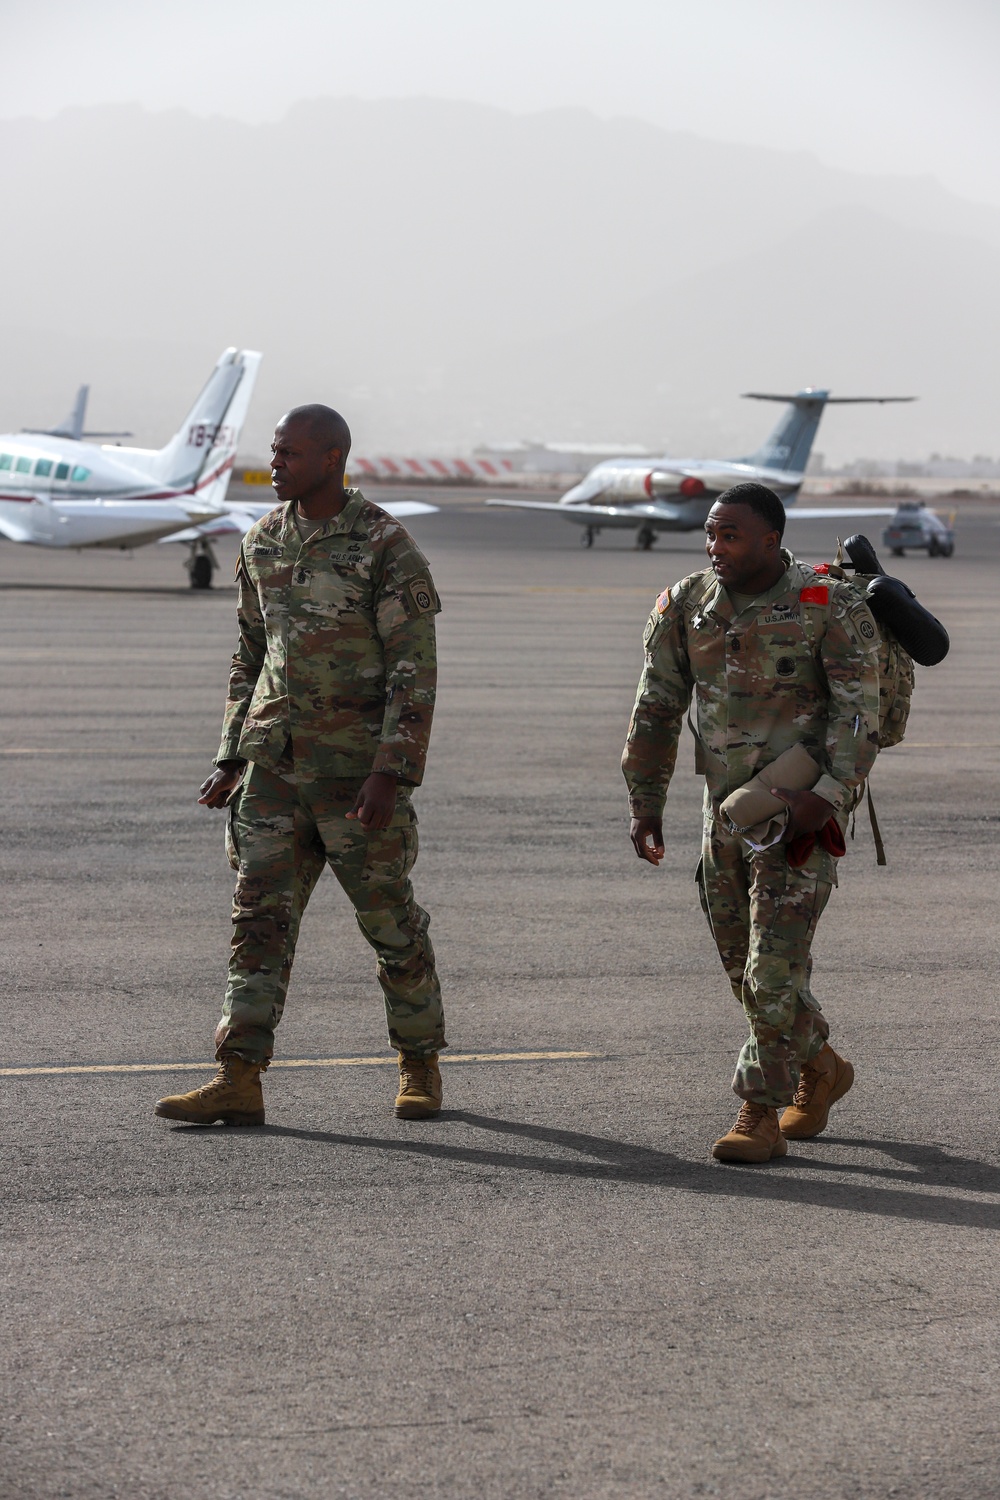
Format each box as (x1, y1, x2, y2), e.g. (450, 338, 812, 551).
(622, 552, 881, 818)
(216, 490, 440, 784)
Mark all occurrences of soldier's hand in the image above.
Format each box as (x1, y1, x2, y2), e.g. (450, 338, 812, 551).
(198, 762, 245, 809)
(771, 787, 836, 841)
(630, 816, 665, 865)
(347, 771, 398, 831)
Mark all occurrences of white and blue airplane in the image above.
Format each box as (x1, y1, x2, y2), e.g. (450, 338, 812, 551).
(487, 390, 914, 548)
(0, 348, 436, 588)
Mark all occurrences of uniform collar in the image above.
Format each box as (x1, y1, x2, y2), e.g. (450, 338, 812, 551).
(702, 550, 806, 624)
(278, 487, 367, 550)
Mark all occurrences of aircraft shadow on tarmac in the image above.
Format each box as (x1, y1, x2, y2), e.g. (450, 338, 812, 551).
(202, 1113, 1000, 1232)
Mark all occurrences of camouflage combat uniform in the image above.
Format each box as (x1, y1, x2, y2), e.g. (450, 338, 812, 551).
(213, 488, 444, 1065)
(622, 552, 880, 1107)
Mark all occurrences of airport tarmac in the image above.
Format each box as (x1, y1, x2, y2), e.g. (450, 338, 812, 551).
(2, 490, 998, 1500)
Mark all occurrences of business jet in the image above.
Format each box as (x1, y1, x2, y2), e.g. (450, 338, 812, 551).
(0, 349, 437, 589)
(486, 390, 914, 547)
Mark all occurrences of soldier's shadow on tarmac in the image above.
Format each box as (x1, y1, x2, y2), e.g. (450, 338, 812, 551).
(254, 1113, 1000, 1231)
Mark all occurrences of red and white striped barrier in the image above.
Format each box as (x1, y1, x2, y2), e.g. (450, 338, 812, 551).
(350, 456, 517, 483)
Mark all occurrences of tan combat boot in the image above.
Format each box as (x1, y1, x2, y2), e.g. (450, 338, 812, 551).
(394, 1052, 442, 1119)
(780, 1043, 854, 1139)
(712, 1101, 788, 1163)
(153, 1056, 265, 1126)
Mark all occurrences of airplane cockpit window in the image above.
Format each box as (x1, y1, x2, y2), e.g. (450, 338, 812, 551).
(55, 462, 70, 480)
(15, 457, 32, 473)
(35, 459, 53, 477)
(0, 454, 11, 470)
(70, 466, 91, 482)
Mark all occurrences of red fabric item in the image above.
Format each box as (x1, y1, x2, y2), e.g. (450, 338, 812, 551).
(819, 819, 846, 857)
(785, 817, 845, 868)
(785, 833, 814, 867)
(812, 563, 831, 575)
(799, 585, 830, 604)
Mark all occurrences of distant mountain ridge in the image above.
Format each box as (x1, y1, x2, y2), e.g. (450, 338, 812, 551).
(0, 99, 995, 459)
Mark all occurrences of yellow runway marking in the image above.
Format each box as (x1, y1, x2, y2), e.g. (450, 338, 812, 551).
(0, 1050, 599, 1078)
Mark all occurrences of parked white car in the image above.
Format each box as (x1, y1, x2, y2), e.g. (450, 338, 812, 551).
(882, 501, 955, 557)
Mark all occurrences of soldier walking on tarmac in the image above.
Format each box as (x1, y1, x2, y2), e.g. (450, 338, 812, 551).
(622, 483, 881, 1163)
(155, 404, 446, 1127)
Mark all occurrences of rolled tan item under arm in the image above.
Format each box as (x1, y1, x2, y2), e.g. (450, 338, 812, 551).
(720, 743, 822, 844)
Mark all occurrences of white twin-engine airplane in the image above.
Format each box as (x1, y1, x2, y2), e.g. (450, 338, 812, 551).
(486, 390, 915, 548)
(0, 348, 436, 589)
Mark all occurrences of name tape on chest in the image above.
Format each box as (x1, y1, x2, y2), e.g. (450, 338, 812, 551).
(249, 544, 282, 557)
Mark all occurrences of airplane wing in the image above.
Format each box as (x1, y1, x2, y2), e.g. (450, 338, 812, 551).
(484, 498, 686, 522)
(160, 496, 439, 543)
(158, 511, 263, 543)
(485, 498, 897, 525)
(372, 499, 439, 519)
(787, 506, 896, 520)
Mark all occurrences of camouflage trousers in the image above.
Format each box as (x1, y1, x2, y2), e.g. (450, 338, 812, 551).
(215, 760, 445, 1065)
(698, 791, 840, 1108)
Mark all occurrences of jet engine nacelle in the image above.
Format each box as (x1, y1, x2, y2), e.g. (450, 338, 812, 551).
(643, 471, 708, 499)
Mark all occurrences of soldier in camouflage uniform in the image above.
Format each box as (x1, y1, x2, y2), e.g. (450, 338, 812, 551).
(155, 404, 445, 1128)
(622, 483, 880, 1163)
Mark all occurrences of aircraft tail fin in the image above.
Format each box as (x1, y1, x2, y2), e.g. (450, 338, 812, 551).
(138, 347, 262, 495)
(22, 386, 87, 439)
(741, 391, 916, 475)
(57, 385, 89, 440)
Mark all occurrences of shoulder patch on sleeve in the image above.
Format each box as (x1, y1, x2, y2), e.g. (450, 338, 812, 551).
(404, 576, 440, 616)
(845, 598, 880, 645)
(800, 585, 829, 605)
(656, 587, 671, 615)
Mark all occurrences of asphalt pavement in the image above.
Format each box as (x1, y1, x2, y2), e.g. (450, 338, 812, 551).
(2, 491, 998, 1500)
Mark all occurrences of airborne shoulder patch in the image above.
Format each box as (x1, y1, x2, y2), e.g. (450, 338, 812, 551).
(406, 577, 439, 615)
(847, 600, 879, 643)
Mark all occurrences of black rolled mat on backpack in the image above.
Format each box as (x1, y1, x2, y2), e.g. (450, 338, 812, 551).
(865, 575, 950, 666)
(843, 533, 951, 667)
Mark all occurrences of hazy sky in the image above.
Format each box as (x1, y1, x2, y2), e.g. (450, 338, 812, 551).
(5, 0, 999, 206)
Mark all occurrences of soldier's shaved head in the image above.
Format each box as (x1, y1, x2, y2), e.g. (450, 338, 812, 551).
(271, 404, 354, 513)
(279, 404, 352, 458)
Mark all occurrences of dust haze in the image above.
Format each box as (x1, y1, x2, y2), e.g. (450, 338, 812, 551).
(1, 2, 998, 466)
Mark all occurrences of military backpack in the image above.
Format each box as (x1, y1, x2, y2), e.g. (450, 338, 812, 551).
(682, 534, 949, 862)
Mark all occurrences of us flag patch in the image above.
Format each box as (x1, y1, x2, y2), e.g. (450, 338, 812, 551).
(656, 588, 671, 614)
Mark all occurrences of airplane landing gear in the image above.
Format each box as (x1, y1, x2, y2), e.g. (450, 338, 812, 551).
(186, 537, 219, 590)
(636, 525, 657, 551)
(581, 526, 597, 548)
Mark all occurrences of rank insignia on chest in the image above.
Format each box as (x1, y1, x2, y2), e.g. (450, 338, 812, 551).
(656, 588, 671, 615)
(799, 585, 829, 605)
